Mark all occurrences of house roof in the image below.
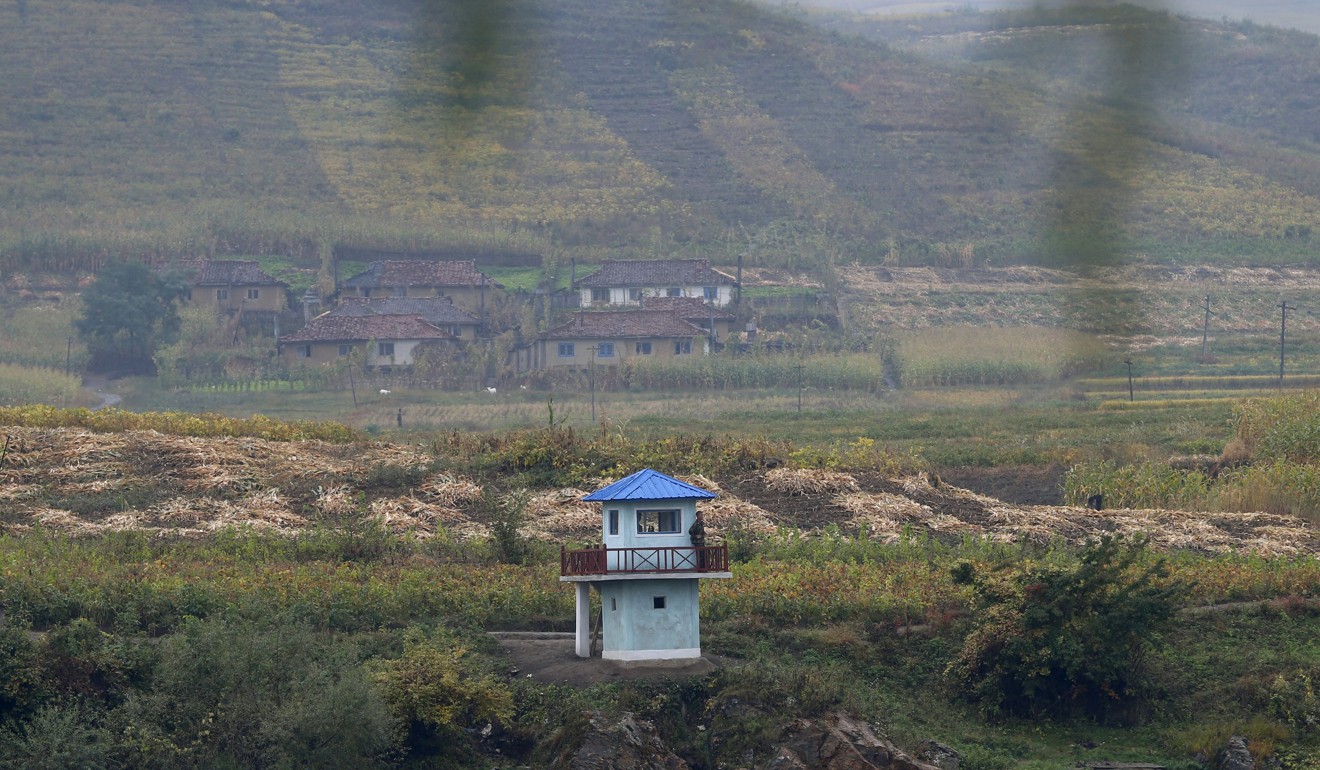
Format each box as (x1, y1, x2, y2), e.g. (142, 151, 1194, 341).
(540, 310, 706, 340)
(342, 260, 500, 290)
(583, 469, 717, 502)
(640, 296, 736, 321)
(170, 260, 287, 287)
(574, 259, 735, 288)
(326, 297, 478, 326)
(279, 314, 455, 344)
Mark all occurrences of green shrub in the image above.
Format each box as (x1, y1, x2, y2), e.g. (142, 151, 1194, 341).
(114, 614, 396, 769)
(946, 536, 1183, 719)
(0, 703, 110, 770)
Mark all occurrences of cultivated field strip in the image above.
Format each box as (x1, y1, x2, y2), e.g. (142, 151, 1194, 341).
(2, 427, 1313, 556)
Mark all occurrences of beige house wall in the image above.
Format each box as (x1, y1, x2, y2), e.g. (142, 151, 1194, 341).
(354, 286, 495, 314)
(186, 285, 287, 313)
(535, 335, 701, 369)
(282, 338, 442, 368)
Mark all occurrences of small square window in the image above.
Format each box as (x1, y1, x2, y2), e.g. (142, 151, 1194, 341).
(653, 596, 666, 610)
(338, 344, 352, 356)
(628, 288, 642, 301)
(558, 342, 575, 358)
(184, 289, 193, 302)
(297, 345, 311, 358)
(591, 288, 609, 303)
(674, 340, 691, 355)
(448, 325, 463, 337)
(635, 342, 652, 355)
(378, 342, 395, 357)
(666, 287, 681, 297)
(246, 288, 260, 300)
(216, 288, 229, 301)
(703, 286, 718, 300)
(597, 342, 614, 358)
(392, 287, 406, 298)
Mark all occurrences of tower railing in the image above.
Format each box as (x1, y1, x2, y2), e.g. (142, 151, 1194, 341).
(560, 544, 729, 576)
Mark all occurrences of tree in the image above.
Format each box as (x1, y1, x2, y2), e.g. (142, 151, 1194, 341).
(946, 535, 1183, 720)
(75, 261, 190, 373)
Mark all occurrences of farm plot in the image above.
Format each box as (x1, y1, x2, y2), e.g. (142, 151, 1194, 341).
(4, 426, 1316, 556)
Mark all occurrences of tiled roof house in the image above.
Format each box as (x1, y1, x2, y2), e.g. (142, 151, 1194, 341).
(516, 310, 706, 372)
(639, 296, 736, 342)
(171, 259, 288, 313)
(574, 259, 736, 308)
(279, 313, 456, 368)
(326, 297, 480, 340)
(341, 260, 501, 314)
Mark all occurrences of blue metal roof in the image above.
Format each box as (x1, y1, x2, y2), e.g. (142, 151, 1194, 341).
(582, 468, 717, 502)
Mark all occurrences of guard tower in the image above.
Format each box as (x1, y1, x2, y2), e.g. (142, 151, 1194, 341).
(561, 469, 732, 661)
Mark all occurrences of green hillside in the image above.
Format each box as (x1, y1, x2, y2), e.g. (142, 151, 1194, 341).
(0, 0, 1318, 274)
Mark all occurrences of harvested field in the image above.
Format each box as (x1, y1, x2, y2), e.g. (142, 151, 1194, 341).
(1, 426, 1316, 555)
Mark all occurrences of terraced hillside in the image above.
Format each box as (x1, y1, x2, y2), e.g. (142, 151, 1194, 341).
(1, 0, 1318, 274)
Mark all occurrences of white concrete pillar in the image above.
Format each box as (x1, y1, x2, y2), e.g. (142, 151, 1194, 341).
(575, 582, 591, 658)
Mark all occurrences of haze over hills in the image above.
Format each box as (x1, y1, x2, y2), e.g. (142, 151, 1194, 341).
(1, 0, 1318, 275)
(779, 1, 1320, 36)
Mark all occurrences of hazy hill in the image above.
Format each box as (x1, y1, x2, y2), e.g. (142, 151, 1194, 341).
(1, 0, 1318, 275)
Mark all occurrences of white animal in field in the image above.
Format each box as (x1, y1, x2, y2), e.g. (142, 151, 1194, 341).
(379, 389, 390, 394)
(486, 387, 497, 394)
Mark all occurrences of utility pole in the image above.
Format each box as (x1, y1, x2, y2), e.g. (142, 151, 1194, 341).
(1200, 295, 1211, 360)
(588, 345, 597, 424)
(1279, 301, 1293, 387)
(794, 363, 804, 413)
(1124, 359, 1134, 402)
(65, 336, 72, 376)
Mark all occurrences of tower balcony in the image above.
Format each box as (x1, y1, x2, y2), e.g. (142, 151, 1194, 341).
(560, 544, 729, 577)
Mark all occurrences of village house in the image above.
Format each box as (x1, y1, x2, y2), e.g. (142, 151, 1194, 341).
(341, 260, 500, 315)
(277, 313, 456, 369)
(639, 296, 736, 342)
(573, 258, 737, 308)
(172, 260, 288, 314)
(515, 310, 706, 372)
(323, 297, 480, 341)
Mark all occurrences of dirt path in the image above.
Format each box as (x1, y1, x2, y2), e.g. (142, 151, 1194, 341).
(81, 375, 122, 410)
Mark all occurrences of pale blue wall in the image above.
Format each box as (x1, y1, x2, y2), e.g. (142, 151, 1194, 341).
(600, 579, 700, 653)
(600, 500, 697, 548)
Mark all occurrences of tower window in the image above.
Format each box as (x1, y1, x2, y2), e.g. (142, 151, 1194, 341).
(653, 596, 666, 610)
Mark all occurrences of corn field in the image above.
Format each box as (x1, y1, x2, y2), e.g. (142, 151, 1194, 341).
(895, 326, 1108, 387)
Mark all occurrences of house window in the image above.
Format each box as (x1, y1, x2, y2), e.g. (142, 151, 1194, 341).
(704, 286, 718, 300)
(653, 596, 666, 610)
(597, 342, 614, 358)
(635, 342, 652, 355)
(608, 510, 619, 536)
(448, 325, 463, 337)
(637, 509, 679, 534)
(628, 288, 642, 301)
(338, 344, 352, 356)
(674, 340, 692, 355)
(558, 342, 575, 358)
(392, 287, 406, 298)
(591, 288, 609, 304)
(246, 288, 260, 300)
(378, 342, 395, 357)
(296, 345, 311, 358)
(666, 287, 682, 297)
(216, 288, 229, 301)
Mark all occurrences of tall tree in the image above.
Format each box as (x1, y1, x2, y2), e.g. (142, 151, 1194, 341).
(75, 261, 190, 373)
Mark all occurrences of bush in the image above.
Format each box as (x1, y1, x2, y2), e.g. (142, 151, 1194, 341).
(946, 535, 1183, 719)
(0, 702, 111, 770)
(114, 614, 396, 769)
